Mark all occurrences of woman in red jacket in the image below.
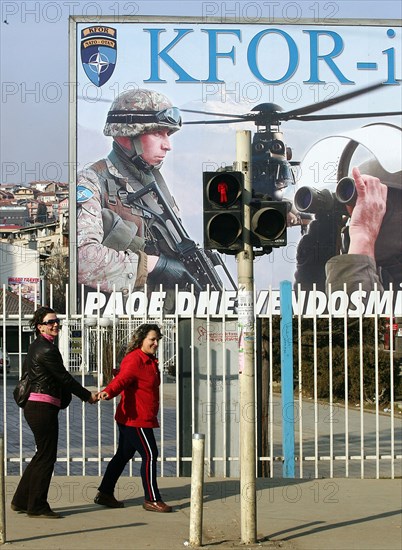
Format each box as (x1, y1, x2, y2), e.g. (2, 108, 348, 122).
(94, 323, 172, 513)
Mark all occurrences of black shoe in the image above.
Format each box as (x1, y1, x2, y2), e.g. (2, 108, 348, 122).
(11, 503, 27, 513)
(28, 510, 63, 519)
(94, 491, 125, 508)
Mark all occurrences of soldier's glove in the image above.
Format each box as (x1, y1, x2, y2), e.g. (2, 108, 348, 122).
(149, 254, 202, 292)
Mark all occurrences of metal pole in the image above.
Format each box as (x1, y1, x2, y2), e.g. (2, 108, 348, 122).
(68, 16, 78, 315)
(280, 281, 295, 477)
(0, 437, 6, 544)
(189, 433, 205, 547)
(236, 130, 256, 544)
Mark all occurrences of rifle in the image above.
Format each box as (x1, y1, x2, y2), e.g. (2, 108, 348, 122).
(127, 181, 237, 291)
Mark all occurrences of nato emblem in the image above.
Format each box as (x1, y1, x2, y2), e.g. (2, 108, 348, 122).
(77, 185, 94, 203)
(81, 26, 117, 87)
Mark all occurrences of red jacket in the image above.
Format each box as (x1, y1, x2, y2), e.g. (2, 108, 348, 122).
(104, 348, 160, 428)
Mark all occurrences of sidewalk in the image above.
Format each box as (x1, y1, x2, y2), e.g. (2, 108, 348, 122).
(3, 476, 401, 549)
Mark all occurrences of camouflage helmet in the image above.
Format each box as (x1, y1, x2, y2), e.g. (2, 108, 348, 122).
(104, 89, 182, 137)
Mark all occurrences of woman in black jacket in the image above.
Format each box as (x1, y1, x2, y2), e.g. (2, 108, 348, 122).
(11, 306, 98, 518)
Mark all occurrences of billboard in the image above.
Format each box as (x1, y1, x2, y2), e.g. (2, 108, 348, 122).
(69, 17, 402, 317)
(8, 277, 41, 303)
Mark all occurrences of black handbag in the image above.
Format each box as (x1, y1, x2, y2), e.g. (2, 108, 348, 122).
(13, 371, 31, 408)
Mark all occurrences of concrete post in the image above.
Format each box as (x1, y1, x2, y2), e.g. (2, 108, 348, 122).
(189, 433, 205, 547)
(236, 130, 257, 544)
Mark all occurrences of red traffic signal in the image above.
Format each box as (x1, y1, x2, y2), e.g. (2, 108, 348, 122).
(203, 171, 244, 254)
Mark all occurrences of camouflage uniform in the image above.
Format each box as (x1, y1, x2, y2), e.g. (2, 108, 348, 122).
(77, 89, 181, 295)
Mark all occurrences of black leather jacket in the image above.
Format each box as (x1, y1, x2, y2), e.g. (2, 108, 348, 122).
(25, 335, 91, 402)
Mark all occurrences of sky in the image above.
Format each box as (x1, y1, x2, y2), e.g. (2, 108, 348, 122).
(0, 0, 401, 291)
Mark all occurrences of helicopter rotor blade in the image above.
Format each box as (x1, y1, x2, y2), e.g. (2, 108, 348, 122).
(183, 118, 253, 125)
(281, 81, 386, 120)
(78, 84, 401, 126)
(181, 108, 250, 119)
(295, 111, 402, 121)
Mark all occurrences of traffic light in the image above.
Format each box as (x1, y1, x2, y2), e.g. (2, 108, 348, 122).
(249, 199, 287, 248)
(203, 171, 244, 254)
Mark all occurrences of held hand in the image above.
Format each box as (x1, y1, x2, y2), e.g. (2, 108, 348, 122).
(88, 392, 99, 404)
(347, 167, 388, 258)
(98, 391, 110, 400)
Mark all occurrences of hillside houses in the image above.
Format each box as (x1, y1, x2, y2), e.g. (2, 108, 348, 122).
(0, 180, 69, 296)
(0, 181, 69, 225)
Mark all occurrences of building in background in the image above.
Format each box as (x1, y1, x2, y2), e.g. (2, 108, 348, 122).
(0, 181, 70, 311)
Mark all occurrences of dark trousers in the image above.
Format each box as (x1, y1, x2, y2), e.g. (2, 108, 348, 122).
(12, 401, 59, 514)
(99, 424, 161, 502)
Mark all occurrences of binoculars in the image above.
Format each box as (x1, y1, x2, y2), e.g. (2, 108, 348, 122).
(294, 177, 356, 213)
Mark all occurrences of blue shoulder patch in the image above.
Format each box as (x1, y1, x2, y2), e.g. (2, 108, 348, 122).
(77, 185, 94, 203)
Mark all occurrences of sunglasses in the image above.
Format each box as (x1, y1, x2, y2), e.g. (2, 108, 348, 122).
(40, 318, 61, 326)
(106, 107, 182, 127)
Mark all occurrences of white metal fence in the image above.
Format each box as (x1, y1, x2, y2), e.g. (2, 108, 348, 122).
(1, 285, 401, 479)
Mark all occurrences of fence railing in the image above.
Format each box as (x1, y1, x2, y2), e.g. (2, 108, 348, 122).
(1, 284, 401, 479)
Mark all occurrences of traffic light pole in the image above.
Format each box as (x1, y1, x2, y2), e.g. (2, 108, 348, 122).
(236, 130, 257, 544)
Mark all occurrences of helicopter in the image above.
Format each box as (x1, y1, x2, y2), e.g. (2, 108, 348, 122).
(79, 82, 401, 203)
(180, 81, 402, 205)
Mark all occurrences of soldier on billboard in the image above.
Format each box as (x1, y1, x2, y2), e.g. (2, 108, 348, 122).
(77, 89, 223, 305)
(293, 124, 402, 294)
